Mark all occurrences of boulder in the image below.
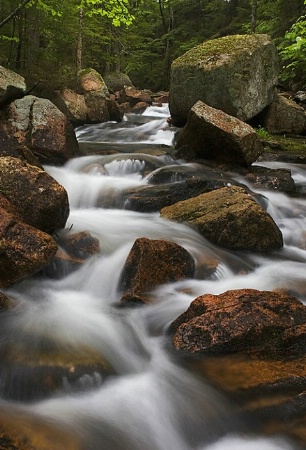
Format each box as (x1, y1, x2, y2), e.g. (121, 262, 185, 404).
(119, 237, 195, 305)
(0, 95, 80, 165)
(169, 34, 278, 125)
(176, 101, 264, 167)
(84, 91, 110, 123)
(160, 185, 283, 252)
(53, 88, 88, 124)
(104, 71, 133, 93)
(0, 156, 69, 234)
(0, 208, 58, 288)
(170, 289, 306, 447)
(170, 289, 306, 354)
(120, 176, 234, 213)
(77, 68, 110, 123)
(260, 93, 306, 135)
(0, 66, 26, 106)
(78, 68, 109, 96)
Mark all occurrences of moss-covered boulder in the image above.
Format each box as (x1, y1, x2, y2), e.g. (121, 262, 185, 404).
(160, 186, 283, 252)
(169, 34, 278, 125)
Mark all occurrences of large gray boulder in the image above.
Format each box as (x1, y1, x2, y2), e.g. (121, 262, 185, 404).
(176, 100, 264, 167)
(169, 34, 278, 125)
(0, 95, 80, 165)
(0, 66, 26, 106)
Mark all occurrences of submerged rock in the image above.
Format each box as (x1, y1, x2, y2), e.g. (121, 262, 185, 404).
(160, 185, 283, 252)
(176, 101, 264, 167)
(169, 34, 278, 125)
(119, 237, 195, 305)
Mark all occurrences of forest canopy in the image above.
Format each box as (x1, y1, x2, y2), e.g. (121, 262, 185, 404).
(0, 0, 305, 91)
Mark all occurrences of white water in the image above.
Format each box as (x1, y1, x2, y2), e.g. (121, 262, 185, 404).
(0, 104, 303, 449)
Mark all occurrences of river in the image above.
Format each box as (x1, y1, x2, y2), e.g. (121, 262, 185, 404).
(1, 104, 305, 449)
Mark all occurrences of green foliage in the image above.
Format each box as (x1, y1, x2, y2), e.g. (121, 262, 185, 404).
(278, 11, 306, 87)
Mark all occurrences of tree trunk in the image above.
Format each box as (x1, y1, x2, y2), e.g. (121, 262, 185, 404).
(251, 0, 258, 33)
(76, 7, 84, 73)
(0, 0, 31, 28)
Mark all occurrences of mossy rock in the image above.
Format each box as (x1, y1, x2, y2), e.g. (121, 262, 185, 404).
(169, 34, 279, 125)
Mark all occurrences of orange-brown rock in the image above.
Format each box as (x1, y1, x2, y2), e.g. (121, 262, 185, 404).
(0, 157, 69, 234)
(160, 186, 283, 252)
(119, 237, 195, 304)
(0, 208, 58, 288)
(117, 86, 152, 108)
(170, 289, 306, 354)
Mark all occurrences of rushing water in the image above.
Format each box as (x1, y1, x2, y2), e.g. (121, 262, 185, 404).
(1, 105, 305, 449)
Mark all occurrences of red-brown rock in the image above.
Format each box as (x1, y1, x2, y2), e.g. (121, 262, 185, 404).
(119, 237, 195, 304)
(170, 289, 306, 354)
(0, 208, 58, 288)
(0, 157, 69, 234)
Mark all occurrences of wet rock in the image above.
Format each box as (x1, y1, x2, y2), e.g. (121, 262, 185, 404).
(169, 34, 278, 125)
(160, 186, 283, 252)
(58, 231, 100, 259)
(0, 346, 112, 401)
(0, 292, 16, 312)
(176, 101, 264, 167)
(0, 156, 69, 234)
(0, 66, 26, 106)
(244, 165, 296, 194)
(119, 237, 195, 304)
(170, 289, 306, 354)
(0, 95, 80, 165)
(121, 177, 230, 213)
(0, 411, 81, 450)
(0, 208, 58, 288)
(260, 93, 306, 135)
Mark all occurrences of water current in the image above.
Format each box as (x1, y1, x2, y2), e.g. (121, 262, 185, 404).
(1, 105, 306, 449)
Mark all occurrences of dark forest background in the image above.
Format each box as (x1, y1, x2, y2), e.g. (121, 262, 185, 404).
(1, 0, 305, 92)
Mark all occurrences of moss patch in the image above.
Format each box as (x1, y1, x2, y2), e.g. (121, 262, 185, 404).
(172, 34, 269, 68)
